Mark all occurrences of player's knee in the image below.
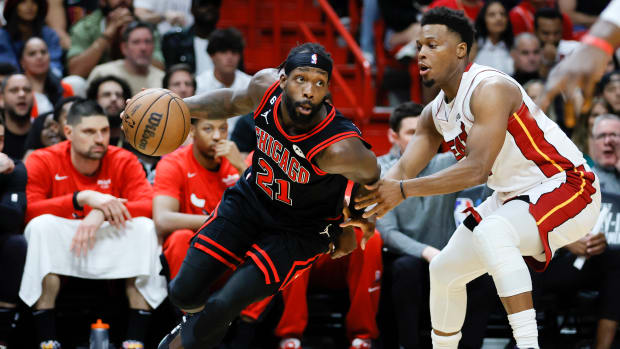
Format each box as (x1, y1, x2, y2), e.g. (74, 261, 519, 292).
(24, 214, 55, 239)
(168, 276, 204, 310)
(472, 217, 533, 296)
(472, 216, 519, 260)
(429, 252, 449, 286)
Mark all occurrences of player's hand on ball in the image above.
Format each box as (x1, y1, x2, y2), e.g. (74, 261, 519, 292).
(355, 179, 404, 218)
(71, 209, 105, 257)
(340, 203, 375, 250)
(330, 226, 357, 259)
(77, 190, 131, 229)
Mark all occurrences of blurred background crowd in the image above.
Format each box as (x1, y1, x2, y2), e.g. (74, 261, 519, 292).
(0, 0, 619, 348)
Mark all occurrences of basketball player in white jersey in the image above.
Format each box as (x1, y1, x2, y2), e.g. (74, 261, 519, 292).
(355, 7, 601, 349)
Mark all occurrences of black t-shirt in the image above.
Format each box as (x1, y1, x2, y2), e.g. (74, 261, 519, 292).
(4, 127, 28, 160)
(230, 112, 256, 153)
(0, 160, 27, 235)
(512, 70, 541, 86)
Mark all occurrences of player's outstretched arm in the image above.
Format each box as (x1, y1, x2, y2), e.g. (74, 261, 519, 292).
(359, 77, 520, 218)
(184, 68, 279, 120)
(541, 2, 620, 112)
(403, 78, 519, 195)
(353, 104, 442, 215)
(385, 104, 443, 181)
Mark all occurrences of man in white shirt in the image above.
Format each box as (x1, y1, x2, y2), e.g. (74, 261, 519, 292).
(134, 0, 193, 36)
(196, 28, 250, 93)
(196, 28, 251, 130)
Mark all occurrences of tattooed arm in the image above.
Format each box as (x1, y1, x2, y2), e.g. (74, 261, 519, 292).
(184, 68, 279, 120)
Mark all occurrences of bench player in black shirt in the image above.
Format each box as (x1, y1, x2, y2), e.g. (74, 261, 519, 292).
(157, 43, 381, 349)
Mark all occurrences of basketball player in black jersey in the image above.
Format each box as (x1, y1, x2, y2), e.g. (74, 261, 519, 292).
(157, 43, 380, 349)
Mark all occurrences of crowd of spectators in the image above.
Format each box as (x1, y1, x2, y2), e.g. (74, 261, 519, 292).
(0, 0, 618, 348)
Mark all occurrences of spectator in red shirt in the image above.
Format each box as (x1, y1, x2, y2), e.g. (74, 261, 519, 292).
(18, 100, 166, 349)
(509, 0, 574, 39)
(153, 117, 246, 280)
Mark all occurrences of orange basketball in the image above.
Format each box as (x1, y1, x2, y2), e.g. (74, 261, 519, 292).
(122, 88, 191, 156)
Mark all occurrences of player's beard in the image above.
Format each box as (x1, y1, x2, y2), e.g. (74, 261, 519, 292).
(82, 145, 108, 160)
(282, 93, 324, 126)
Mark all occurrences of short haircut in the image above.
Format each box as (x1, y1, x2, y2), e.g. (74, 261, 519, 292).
(0, 62, 18, 76)
(122, 21, 154, 43)
(592, 114, 620, 136)
(534, 8, 563, 30)
(66, 100, 106, 126)
(86, 75, 132, 101)
(277, 42, 334, 77)
(389, 102, 424, 132)
(207, 28, 245, 56)
(512, 32, 540, 50)
(0, 73, 27, 93)
(421, 7, 475, 54)
(53, 96, 85, 122)
(163, 63, 197, 91)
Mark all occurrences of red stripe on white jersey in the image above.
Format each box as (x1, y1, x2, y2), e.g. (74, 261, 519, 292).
(507, 103, 575, 178)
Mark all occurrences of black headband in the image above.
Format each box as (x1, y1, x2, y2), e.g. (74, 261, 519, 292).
(284, 52, 332, 79)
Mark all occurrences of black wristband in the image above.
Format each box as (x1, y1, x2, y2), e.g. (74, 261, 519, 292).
(399, 180, 406, 200)
(73, 191, 84, 210)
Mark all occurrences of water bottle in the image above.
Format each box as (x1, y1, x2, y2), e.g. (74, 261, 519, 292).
(89, 319, 109, 349)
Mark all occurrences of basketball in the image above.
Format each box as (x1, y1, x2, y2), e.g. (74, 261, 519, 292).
(122, 88, 191, 156)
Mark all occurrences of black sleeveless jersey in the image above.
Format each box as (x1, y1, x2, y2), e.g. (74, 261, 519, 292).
(241, 81, 370, 230)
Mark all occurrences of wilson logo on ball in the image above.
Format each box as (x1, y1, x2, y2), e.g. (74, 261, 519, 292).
(138, 112, 163, 150)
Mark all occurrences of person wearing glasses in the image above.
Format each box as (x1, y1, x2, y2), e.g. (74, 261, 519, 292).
(590, 114, 620, 193)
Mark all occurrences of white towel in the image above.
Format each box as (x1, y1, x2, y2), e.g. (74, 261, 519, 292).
(19, 214, 167, 309)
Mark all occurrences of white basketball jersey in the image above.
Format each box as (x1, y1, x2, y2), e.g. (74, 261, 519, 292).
(430, 63, 586, 198)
